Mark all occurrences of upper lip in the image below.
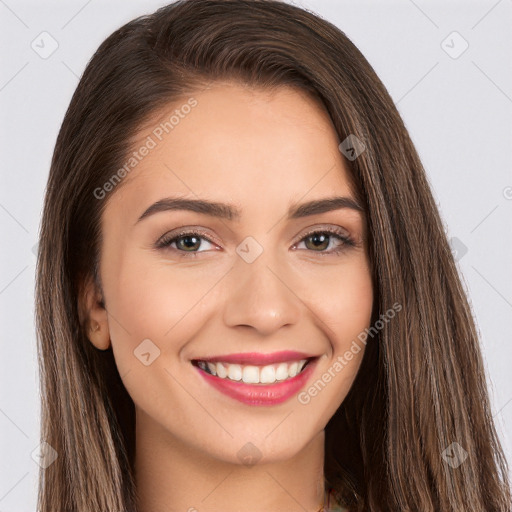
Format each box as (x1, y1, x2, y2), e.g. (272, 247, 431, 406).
(192, 350, 319, 366)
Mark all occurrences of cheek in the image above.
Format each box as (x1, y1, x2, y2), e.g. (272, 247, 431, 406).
(101, 249, 183, 359)
(101, 254, 214, 414)
(103, 249, 221, 368)
(311, 262, 372, 400)
(303, 260, 373, 412)
(313, 257, 374, 346)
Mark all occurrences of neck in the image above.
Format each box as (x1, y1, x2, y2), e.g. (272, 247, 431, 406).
(134, 407, 327, 512)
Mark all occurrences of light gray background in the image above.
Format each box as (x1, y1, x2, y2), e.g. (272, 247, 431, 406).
(1, 0, 511, 510)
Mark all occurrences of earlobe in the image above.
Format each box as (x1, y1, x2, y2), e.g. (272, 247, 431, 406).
(87, 317, 111, 350)
(80, 275, 111, 351)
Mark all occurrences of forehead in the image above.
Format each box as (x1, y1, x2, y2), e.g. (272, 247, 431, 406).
(106, 83, 358, 218)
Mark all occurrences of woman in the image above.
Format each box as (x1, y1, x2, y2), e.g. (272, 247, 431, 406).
(34, 0, 511, 510)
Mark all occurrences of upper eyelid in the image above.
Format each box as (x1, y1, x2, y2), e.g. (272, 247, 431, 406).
(156, 227, 219, 247)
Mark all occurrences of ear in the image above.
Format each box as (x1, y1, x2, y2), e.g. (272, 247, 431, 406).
(79, 273, 111, 351)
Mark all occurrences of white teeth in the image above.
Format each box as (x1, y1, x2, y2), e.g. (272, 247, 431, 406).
(288, 361, 300, 377)
(227, 364, 242, 381)
(197, 359, 309, 384)
(275, 363, 289, 381)
(206, 362, 217, 376)
(242, 366, 259, 384)
(216, 362, 228, 378)
(260, 365, 276, 384)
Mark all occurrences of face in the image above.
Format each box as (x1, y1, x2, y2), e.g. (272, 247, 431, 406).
(85, 82, 373, 465)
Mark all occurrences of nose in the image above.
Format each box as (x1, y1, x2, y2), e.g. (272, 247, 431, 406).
(222, 251, 302, 336)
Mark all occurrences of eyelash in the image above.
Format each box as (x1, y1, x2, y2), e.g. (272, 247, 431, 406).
(155, 226, 356, 258)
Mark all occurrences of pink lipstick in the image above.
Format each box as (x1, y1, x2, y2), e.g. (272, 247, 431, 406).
(191, 354, 319, 406)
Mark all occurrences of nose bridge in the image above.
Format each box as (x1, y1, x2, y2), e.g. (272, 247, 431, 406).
(222, 236, 302, 334)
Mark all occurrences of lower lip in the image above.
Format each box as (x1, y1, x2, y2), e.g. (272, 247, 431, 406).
(192, 358, 318, 406)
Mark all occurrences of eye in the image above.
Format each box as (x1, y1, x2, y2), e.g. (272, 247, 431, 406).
(292, 227, 356, 256)
(155, 226, 356, 257)
(155, 228, 217, 256)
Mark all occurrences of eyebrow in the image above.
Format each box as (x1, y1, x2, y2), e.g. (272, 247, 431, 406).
(135, 195, 364, 224)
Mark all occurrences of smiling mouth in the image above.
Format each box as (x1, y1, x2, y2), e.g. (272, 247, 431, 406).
(191, 356, 317, 386)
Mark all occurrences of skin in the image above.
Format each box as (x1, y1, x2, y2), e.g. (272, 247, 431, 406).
(84, 82, 373, 512)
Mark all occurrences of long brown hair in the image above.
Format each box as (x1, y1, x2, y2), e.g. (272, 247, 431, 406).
(34, 0, 511, 510)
